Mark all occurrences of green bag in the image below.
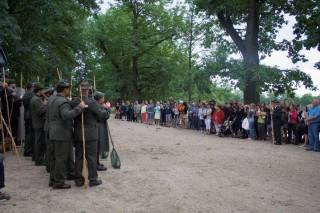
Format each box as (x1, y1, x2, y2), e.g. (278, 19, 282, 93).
(107, 122, 121, 169)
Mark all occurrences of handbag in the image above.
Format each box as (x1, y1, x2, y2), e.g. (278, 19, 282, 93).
(242, 118, 250, 130)
(106, 122, 121, 169)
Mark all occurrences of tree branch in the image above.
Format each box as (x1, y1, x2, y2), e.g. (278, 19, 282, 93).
(217, 10, 247, 55)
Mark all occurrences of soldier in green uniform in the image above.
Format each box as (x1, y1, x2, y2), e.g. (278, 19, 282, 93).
(71, 81, 109, 187)
(94, 91, 110, 171)
(43, 87, 55, 173)
(30, 83, 47, 166)
(23, 83, 35, 158)
(47, 81, 85, 189)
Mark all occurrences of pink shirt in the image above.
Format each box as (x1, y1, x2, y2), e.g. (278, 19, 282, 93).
(289, 110, 298, 124)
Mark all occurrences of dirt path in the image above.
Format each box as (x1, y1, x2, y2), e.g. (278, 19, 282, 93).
(1, 118, 320, 213)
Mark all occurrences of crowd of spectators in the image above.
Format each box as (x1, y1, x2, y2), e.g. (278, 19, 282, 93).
(114, 97, 320, 151)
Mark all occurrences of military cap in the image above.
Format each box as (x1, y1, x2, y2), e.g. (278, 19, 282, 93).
(33, 82, 44, 90)
(26, 82, 34, 89)
(272, 100, 280, 103)
(78, 80, 90, 92)
(57, 80, 70, 88)
(44, 86, 55, 94)
(94, 91, 104, 100)
(9, 79, 16, 84)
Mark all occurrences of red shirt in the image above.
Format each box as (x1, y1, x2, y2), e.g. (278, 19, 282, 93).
(212, 109, 225, 124)
(288, 110, 298, 124)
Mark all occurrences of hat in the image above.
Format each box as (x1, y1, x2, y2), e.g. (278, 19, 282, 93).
(93, 91, 104, 100)
(272, 100, 280, 103)
(78, 80, 90, 92)
(57, 80, 70, 88)
(33, 82, 44, 91)
(9, 79, 16, 84)
(44, 86, 55, 94)
(26, 82, 34, 89)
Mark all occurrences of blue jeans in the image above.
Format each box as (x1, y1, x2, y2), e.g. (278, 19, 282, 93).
(249, 122, 256, 139)
(308, 123, 319, 150)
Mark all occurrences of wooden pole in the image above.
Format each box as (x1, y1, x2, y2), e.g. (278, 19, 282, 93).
(20, 72, 23, 88)
(3, 68, 11, 134)
(60, 70, 63, 80)
(1, 114, 21, 163)
(69, 76, 72, 99)
(93, 75, 96, 90)
(57, 68, 61, 81)
(79, 85, 88, 188)
(0, 99, 5, 154)
(37, 76, 39, 82)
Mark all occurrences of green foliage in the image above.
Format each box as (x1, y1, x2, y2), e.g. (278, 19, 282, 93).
(0, 0, 99, 83)
(193, 0, 316, 103)
(85, 1, 187, 101)
(286, 0, 320, 67)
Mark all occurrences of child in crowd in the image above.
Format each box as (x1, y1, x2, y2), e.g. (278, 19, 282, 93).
(154, 101, 161, 126)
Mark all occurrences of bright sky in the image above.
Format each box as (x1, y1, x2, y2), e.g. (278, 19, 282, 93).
(99, 1, 319, 97)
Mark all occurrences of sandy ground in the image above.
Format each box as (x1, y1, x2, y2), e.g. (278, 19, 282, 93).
(1, 118, 320, 213)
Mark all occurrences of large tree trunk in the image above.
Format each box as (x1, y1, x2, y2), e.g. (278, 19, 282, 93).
(243, 0, 260, 104)
(217, 0, 260, 104)
(243, 54, 260, 104)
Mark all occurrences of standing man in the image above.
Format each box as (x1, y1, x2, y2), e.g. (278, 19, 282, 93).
(94, 91, 109, 171)
(71, 80, 109, 187)
(271, 100, 282, 145)
(8, 79, 22, 144)
(43, 87, 55, 173)
(23, 83, 35, 157)
(30, 82, 47, 166)
(48, 81, 85, 189)
(305, 99, 320, 152)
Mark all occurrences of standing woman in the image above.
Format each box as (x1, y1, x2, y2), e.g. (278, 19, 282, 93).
(198, 103, 205, 132)
(147, 100, 155, 125)
(287, 104, 298, 144)
(154, 101, 161, 126)
(204, 104, 212, 135)
(247, 103, 256, 140)
(120, 102, 126, 121)
(141, 102, 147, 124)
(173, 103, 180, 128)
(125, 101, 130, 121)
(233, 105, 244, 138)
(213, 105, 225, 135)
(115, 102, 120, 119)
(257, 105, 267, 141)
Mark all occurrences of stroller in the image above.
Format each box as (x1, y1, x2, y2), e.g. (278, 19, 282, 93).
(218, 117, 235, 137)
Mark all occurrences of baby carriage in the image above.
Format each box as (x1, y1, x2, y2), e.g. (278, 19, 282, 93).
(218, 117, 234, 137)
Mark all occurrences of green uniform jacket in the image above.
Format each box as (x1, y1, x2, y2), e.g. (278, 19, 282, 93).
(97, 103, 110, 152)
(71, 96, 109, 142)
(30, 94, 46, 129)
(22, 91, 34, 120)
(47, 94, 82, 141)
